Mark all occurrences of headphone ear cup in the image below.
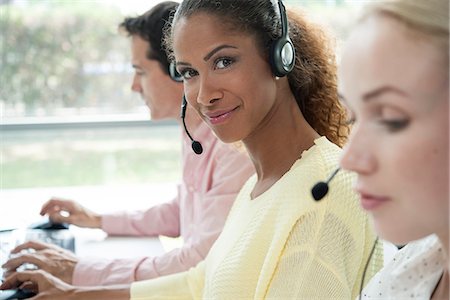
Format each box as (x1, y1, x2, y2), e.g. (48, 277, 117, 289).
(269, 37, 295, 77)
(169, 61, 183, 82)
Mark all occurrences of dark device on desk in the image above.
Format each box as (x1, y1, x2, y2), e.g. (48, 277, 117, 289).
(28, 219, 70, 230)
(0, 289, 36, 300)
(24, 219, 75, 253)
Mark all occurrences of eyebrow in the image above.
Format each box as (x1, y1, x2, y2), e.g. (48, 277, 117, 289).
(339, 86, 408, 103)
(363, 86, 408, 101)
(176, 44, 238, 67)
(132, 64, 142, 69)
(203, 45, 237, 61)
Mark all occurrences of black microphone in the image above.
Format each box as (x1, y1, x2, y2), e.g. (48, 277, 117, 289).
(311, 167, 340, 201)
(180, 95, 203, 155)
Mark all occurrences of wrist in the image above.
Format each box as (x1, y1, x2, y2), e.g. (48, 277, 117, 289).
(72, 285, 130, 300)
(93, 214, 102, 229)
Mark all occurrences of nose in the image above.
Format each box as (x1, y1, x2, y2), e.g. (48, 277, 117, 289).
(131, 74, 142, 93)
(196, 74, 223, 106)
(340, 126, 377, 175)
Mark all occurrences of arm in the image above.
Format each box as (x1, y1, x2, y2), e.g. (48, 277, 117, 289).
(39, 193, 182, 237)
(101, 193, 181, 237)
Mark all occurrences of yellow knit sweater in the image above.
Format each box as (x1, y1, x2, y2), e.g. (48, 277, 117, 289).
(131, 137, 382, 299)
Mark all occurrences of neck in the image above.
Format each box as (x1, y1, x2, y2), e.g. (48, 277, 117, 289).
(243, 84, 319, 199)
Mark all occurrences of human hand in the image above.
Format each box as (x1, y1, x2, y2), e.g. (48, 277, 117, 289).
(40, 198, 102, 228)
(0, 270, 75, 300)
(2, 241, 78, 284)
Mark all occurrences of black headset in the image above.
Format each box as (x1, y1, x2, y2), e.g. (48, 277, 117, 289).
(169, 61, 183, 82)
(269, 0, 296, 77)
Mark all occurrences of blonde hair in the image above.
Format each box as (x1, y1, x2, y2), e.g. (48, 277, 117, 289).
(361, 0, 449, 54)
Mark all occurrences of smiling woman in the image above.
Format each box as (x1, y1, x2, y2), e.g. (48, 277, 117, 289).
(133, 1, 381, 299)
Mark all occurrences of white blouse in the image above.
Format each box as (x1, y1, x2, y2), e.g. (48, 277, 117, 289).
(360, 234, 445, 299)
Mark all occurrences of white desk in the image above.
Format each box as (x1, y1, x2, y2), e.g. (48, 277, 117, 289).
(72, 227, 165, 258)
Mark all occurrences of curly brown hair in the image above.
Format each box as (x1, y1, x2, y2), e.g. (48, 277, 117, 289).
(165, 0, 349, 147)
(287, 9, 349, 147)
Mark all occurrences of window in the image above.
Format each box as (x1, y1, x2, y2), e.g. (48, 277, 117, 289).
(0, 0, 362, 225)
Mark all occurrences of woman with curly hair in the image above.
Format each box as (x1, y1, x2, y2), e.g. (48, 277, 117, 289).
(0, 1, 381, 299)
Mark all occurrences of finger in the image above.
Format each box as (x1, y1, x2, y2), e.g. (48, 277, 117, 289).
(40, 199, 60, 216)
(40, 198, 74, 216)
(47, 212, 71, 224)
(0, 272, 22, 289)
(10, 240, 52, 254)
(20, 281, 38, 293)
(0, 270, 43, 290)
(2, 254, 43, 271)
(3, 269, 14, 279)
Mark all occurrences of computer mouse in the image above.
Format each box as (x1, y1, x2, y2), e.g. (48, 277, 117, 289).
(28, 219, 69, 230)
(0, 288, 36, 300)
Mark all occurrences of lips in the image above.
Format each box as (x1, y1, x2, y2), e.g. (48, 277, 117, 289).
(203, 106, 239, 125)
(357, 190, 390, 211)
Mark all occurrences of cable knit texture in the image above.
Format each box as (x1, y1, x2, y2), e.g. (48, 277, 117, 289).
(131, 136, 383, 299)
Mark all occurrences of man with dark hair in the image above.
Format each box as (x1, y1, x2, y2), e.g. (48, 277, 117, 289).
(4, 1, 254, 286)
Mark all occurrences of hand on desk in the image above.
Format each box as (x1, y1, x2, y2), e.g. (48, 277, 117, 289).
(40, 198, 101, 229)
(0, 270, 74, 300)
(2, 241, 78, 284)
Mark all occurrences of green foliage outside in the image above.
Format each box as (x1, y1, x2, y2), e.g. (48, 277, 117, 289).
(1, 125, 182, 189)
(0, 1, 136, 117)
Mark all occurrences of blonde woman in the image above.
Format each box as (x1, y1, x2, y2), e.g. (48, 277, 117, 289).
(339, 0, 449, 298)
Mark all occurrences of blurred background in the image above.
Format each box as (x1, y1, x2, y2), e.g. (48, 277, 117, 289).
(0, 0, 364, 226)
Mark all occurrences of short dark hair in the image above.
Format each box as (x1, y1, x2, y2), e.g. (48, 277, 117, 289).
(119, 1, 178, 75)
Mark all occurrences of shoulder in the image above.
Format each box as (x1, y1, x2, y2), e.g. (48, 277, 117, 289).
(386, 235, 443, 268)
(280, 137, 361, 227)
(280, 136, 343, 197)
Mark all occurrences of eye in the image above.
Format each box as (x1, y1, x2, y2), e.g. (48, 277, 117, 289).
(382, 119, 409, 132)
(179, 68, 198, 80)
(135, 70, 145, 76)
(378, 106, 410, 132)
(214, 57, 235, 70)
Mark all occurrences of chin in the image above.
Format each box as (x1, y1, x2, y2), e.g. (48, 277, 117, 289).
(374, 220, 429, 246)
(150, 114, 164, 121)
(215, 136, 238, 144)
(211, 130, 241, 144)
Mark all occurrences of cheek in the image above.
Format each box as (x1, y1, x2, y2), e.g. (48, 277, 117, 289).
(184, 83, 195, 102)
(141, 74, 155, 93)
(391, 128, 448, 211)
